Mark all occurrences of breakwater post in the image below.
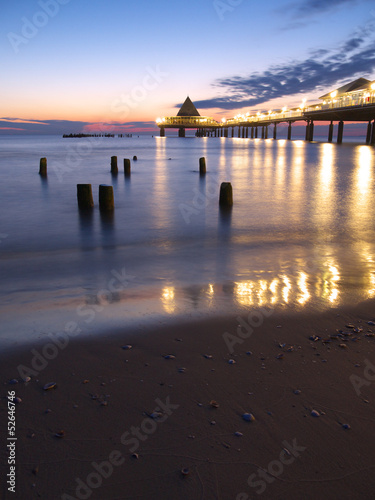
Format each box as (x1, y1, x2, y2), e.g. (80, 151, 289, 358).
(199, 157, 206, 175)
(77, 184, 94, 209)
(219, 182, 233, 207)
(111, 156, 118, 174)
(39, 157, 47, 176)
(99, 185, 114, 211)
(124, 159, 131, 176)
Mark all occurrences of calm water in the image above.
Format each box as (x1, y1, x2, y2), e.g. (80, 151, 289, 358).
(1, 134, 375, 347)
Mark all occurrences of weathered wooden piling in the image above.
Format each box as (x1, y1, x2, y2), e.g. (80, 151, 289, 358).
(99, 184, 114, 211)
(199, 157, 206, 175)
(124, 158, 131, 176)
(111, 156, 118, 174)
(219, 182, 233, 207)
(77, 184, 94, 209)
(133, 155, 138, 161)
(39, 157, 47, 176)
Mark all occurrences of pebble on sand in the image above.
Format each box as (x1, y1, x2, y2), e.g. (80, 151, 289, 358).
(242, 413, 256, 422)
(122, 345, 133, 350)
(164, 355, 176, 360)
(43, 382, 57, 390)
(311, 410, 320, 417)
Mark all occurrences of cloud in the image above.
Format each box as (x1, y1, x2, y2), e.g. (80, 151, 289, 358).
(190, 31, 375, 111)
(283, 0, 370, 19)
(0, 119, 159, 135)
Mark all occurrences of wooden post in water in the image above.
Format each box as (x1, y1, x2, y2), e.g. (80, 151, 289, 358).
(219, 182, 233, 207)
(133, 155, 138, 161)
(39, 157, 47, 176)
(99, 184, 114, 211)
(273, 124, 277, 140)
(77, 184, 94, 209)
(124, 159, 131, 176)
(111, 156, 118, 174)
(199, 157, 206, 175)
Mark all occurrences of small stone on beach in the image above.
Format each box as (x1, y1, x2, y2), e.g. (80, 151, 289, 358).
(43, 382, 57, 390)
(311, 410, 320, 417)
(122, 345, 132, 350)
(242, 413, 256, 422)
(164, 354, 176, 360)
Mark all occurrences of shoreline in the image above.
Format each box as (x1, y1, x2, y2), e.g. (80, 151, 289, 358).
(1, 300, 375, 499)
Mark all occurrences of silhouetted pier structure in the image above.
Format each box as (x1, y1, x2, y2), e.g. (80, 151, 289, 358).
(156, 78, 375, 144)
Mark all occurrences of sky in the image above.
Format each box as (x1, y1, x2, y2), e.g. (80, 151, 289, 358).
(1, 0, 375, 134)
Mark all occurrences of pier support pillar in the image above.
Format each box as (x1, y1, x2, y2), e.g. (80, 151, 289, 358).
(328, 121, 334, 143)
(265, 126, 269, 139)
(245, 127, 248, 138)
(238, 127, 241, 138)
(178, 128, 185, 138)
(309, 121, 314, 141)
(261, 127, 265, 139)
(287, 122, 292, 140)
(231, 127, 234, 138)
(337, 121, 344, 144)
(273, 124, 277, 140)
(251, 127, 254, 139)
(255, 127, 258, 139)
(224, 128, 228, 138)
(305, 121, 310, 141)
(241, 127, 244, 138)
(160, 127, 165, 137)
(371, 121, 375, 145)
(366, 121, 372, 144)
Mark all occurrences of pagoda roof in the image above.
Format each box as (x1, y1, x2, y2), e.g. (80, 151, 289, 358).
(177, 96, 201, 117)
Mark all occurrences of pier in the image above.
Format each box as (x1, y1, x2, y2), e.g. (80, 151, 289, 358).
(156, 78, 375, 144)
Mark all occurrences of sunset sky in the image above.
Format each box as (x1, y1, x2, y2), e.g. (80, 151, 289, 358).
(1, 0, 375, 134)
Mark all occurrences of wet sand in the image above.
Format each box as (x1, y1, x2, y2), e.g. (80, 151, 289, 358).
(1, 300, 375, 500)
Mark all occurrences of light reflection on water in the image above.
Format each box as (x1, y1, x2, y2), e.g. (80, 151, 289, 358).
(1, 135, 375, 344)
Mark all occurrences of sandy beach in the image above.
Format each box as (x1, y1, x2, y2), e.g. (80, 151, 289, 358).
(2, 299, 375, 500)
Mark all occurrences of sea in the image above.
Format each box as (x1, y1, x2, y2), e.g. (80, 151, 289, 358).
(1, 133, 375, 349)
